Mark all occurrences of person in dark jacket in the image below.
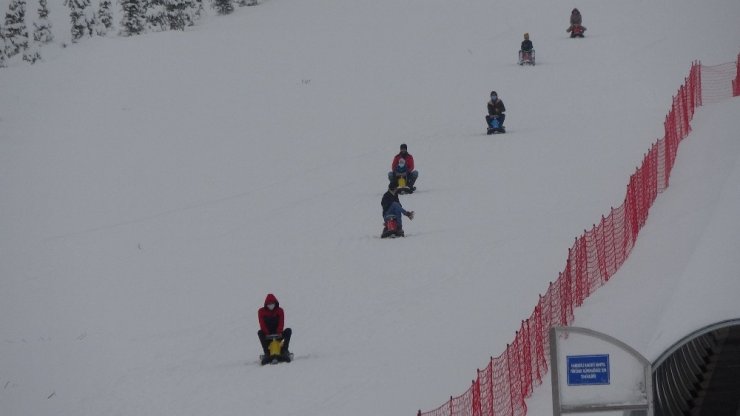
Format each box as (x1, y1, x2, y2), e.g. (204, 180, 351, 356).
(519, 33, 534, 65)
(381, 181, 414, 231)
(388, 143, 419, 191)
(521, 32, 533, 52)
(258, 293, 292, 364)
(567, 8, 586, 37)
(486, 91, 506, 129)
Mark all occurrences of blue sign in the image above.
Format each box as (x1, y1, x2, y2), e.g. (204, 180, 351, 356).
(566, 354, 610, 386)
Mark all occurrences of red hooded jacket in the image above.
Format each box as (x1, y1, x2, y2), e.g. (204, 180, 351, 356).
(258, 293, 285, 335)
(391, 152, 415, 174)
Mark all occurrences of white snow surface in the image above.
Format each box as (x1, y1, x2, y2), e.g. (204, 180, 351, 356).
(1, 1, 739, 415)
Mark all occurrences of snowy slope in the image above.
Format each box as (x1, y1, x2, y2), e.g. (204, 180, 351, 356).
(1, 0, 739, 415)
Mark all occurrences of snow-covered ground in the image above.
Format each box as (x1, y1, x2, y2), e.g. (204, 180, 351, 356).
(1, 1, 738, 415)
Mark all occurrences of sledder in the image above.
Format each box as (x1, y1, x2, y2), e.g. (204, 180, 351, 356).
(258, 293, 293, 365)
(566, 8, 586, 38)
(518, 32, 535, 65)
(393, 159, 413, 194)
(381, 181, 414, 238)
(485, 91, 506, 134)
(388, 143, 418, 194)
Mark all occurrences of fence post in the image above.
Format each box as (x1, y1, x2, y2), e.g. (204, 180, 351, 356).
(472, 378, 481, 416)
(488, 357, 495, 416)
(734, 54, 740, 97)
(506, 344, 515, 416)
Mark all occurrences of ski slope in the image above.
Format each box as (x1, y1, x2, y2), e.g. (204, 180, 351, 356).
(1, 0, 739, 415)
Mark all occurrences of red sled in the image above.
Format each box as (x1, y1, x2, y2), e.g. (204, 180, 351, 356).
(567, 24, 586, 38)
(381, 216, 404, 238)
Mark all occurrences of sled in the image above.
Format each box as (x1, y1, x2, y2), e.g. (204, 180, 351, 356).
(381, 215, 404, 238)
(567, 24, 586, 38)
(260, 334, 293, 365)
(518, 49, 535, 66)
(487, 116, 506, 135)
(396, 175, 413, 194)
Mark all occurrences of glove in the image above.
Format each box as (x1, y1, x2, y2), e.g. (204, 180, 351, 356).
(405, 211, 415, 220)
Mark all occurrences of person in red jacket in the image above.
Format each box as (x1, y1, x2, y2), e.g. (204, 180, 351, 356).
(388, 143, 419, 191)
(258, 293, 292, 364)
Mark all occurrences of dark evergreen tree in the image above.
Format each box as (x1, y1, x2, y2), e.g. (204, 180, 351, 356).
(4, 0, 29, 57)
(23, 38, 40, 63)
(96, 0, 113, 35)
(166, 0, 196, 30)
(0, 23, 7, 67)
(33, 0, 53, 44)
(119, 0, 145, 36)
(213, 0, 233, 15)
(65, 0, 96, 42)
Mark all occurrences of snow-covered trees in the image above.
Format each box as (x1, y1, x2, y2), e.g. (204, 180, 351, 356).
(22, 37, 40, 63)
(65, 0, 96, 43)
(4, 0, 29, 57)
(166, 0, 197, 31)
(213, 0, 233, 15)
(119, 0, 145, 36)
(1, 0, 42, 65)
(145, 0, 167, 32)
(96, 0, 113, 36)
(0, 0, 244, 66)
(33, 0, 53, 44)
(121, 0, 201, 36)
(0, 23, 7, 67)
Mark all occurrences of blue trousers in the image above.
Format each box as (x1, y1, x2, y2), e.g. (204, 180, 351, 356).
(486, 114, 505, 128)
(384, 202, 406, 228)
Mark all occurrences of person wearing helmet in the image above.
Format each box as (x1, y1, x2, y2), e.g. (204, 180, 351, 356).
(382, 180, 414, 234)
(519, 33, 535, 65)
(258, 293, 292, 364)
(567, 8, 586, 37)
(388, 143, 419, 192)
(486, 91, 506, 132)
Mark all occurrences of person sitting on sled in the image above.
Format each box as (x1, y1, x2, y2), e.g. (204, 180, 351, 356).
(486, 91, 506, 129)
(382, 180, 414, 233)
(519, 32, 534, 64)
(258, 293, 292, 364)
(388, 143, 418, 191)
(566, 8, 586, 37)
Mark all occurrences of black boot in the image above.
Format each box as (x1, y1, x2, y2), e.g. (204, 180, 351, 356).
(280, 328, 292, 361)
(261, 353, 271, 365)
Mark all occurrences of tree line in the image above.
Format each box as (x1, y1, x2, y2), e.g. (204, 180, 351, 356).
(1, 0, 258, 67)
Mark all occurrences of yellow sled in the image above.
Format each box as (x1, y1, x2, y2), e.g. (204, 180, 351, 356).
(268, 338, 283, 356)
(261, 334, 293, 365)
(396, 175, 412, 194)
